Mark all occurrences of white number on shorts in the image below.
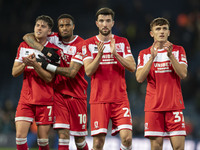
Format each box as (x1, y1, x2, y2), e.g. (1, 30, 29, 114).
(123, 108, 130, 117)
(78, 114, 86, 124)
(47, 106, 52, 116)
(173, 111, 184, 122)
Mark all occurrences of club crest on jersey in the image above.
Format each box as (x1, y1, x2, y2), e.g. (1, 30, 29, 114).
(68, 46, 76, 55)
(116, 44, 122, 52)
(82, 125, 86, 129)
(82, 45, 87, 55)
(48, 117, 52, 121)
(94, 121, 99, 129)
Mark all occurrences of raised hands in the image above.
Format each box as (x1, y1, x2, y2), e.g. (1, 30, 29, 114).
(163, 41, 173, 57)
(150, 41, 158, 59)
(22, 53, 37, 67)
(110, 38, 116, 55)
(95, 41, 105, 56)
(22, 53, 50, 70)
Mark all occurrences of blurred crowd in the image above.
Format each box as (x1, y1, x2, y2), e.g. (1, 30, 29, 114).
(0, 0, 200, 140)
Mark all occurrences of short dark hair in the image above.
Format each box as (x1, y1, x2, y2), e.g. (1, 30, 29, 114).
(95, 7, 115, 20)
(57, 14, 75, 24)
(150, 17, 170, 30)
(35, 15, 54, 29)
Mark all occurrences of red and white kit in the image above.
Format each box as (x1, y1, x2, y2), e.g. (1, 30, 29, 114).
(48, 32, 88, 136)
(15, 41, 56, 125)
(83, 35, 133, 136)
(137, 45, 188, 137)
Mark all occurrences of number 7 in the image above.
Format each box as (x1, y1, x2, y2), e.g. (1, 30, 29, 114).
(47, 106, 52, 116)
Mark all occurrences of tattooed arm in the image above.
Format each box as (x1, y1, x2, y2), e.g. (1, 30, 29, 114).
(23, 33, 44, 50)
(23, 33, 59, 62)
(37, 55, 82, 78)
(55, 61, 82, 78)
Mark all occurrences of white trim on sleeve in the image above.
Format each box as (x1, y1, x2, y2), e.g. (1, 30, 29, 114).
(71, 58, 83, 65)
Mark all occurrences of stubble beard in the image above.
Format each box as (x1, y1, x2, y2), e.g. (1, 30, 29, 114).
(99, 29, 111, 36)
(59, 31, 72, 39)
(61, 35, 71, 39)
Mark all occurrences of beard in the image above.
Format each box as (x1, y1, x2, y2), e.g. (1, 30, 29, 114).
(61, 34, 71, 39)
(99, 29, 111, 36)
(59, 31, 72, 39)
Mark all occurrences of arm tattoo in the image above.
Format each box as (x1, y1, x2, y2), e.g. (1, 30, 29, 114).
(25, 34, 43, 51)
(56, 62, 82, 78)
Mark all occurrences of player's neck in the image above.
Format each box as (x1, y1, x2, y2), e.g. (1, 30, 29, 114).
(62, 35, 75, 43)
(97, 33, 113, 42)
(155, 41, 167, 49)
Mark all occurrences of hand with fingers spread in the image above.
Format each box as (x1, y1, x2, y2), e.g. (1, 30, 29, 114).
(150, 41, 158, 59)
(41, 47, 59, 63)
(164, 41, 173, 57)
(95, 41, 105, 56)
(110, 38, 116, 56)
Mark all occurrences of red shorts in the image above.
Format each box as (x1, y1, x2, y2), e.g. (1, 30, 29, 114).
(90, 101, 132, 136)
(15, 103, 54, 125)
(53, 92, 88, 136)
(144, 110, 186, 137)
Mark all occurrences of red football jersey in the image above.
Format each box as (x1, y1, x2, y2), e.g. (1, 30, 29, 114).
(48, 33, 87, 99)
(82, 35, 133, 103)
(15, 41, 57, 105)
(137, 45, 187, 111)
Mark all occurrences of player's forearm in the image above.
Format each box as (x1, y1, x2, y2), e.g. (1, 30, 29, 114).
(169, 55, 187, 79)
(114, 53, 136, 72)
(23, 33, 44, 51)
(136, 57, 154, 83)
(85, 61, 100, 77)
(56, 67, 71, 77)
(12, 63, 26, 77)
(85, 54, 102, 77)
(56, 66, 79, 78)
(34, 63, 54, 83)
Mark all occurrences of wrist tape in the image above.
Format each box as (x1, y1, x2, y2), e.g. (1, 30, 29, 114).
(46, 64, 57, 73)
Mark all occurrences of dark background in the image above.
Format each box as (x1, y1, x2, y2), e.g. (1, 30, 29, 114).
(0, 0, 199, 143)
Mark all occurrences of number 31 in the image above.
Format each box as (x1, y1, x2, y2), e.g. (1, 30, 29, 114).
(173, 111, 184, 123)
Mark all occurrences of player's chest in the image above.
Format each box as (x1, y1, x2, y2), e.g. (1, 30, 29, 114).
(151, 51, 179, 73)
(57, 44, 77, 56)
(59, 45, 77, 62)
(89, 42, 125, 54)
(20, 48, 44, 70)
(20, 48, 44, 58)
(89, 43, 124, 64)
